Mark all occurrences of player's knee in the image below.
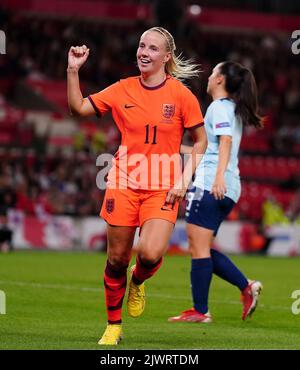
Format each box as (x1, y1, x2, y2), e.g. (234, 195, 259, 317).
(137, 237, 166, 264)
(138, 251, 162, 265)
(188, 236, 210, 258)
(189, 244, 211, 258)
(108, 255, 130, 270)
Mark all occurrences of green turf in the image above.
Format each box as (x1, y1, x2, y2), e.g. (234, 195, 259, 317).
(0, 251, 300, 349)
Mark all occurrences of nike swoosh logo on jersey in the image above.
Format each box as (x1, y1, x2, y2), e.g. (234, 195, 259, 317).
(161, 206, 171, 211)
(161, 204, 175, 211)
(124, 104, 135, 108)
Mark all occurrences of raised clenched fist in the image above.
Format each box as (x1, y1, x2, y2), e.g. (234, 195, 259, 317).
(68, 45, 90, 70)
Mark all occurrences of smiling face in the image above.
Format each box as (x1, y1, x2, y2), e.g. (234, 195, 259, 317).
(136, 30, 171, 77)
(207, 63, 224, 95)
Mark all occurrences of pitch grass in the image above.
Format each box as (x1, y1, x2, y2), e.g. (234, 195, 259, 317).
(0, 251, 300, 350)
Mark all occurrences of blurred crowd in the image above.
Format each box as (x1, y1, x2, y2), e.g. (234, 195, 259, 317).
(1, 7, 299, 99)
(0, 4, 300, 222)
(0, 150, 102, 217)
(1, 5, 300, 143)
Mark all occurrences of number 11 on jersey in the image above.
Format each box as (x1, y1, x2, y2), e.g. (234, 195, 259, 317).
(144, 124, 157, 144)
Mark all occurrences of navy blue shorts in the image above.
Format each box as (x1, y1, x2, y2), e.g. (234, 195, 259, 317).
(185, 187, 235, 236)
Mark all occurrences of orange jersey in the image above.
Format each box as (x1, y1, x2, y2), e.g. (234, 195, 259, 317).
(89, 75, 204, 190)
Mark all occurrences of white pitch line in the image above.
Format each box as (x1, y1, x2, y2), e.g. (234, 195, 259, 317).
(0, 280, 291, 312)
(0, 280, 99, 292)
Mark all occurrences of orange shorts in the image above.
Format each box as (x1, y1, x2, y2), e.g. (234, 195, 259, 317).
(100, 188, 179, 227)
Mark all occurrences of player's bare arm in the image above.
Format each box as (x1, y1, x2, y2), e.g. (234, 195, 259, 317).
(67, 45, 95, 117)
(166, 125, 207, 204)
(210, 135, 232, 200)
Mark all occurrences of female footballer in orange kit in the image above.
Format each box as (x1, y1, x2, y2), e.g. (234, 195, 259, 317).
(67, 27, 207, 345)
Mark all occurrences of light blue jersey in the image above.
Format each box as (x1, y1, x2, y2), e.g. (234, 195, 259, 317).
(193, 98, 242, 203)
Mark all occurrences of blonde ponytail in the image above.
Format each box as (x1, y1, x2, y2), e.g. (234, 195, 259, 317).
(147, 26, 201, 81)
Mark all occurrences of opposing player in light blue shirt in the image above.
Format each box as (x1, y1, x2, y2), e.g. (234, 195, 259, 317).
(169, 61, 264, 324)
(193, 97, 242, 203)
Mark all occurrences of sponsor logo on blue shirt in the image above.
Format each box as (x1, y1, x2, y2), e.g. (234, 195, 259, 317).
(215, 122, 230, 128)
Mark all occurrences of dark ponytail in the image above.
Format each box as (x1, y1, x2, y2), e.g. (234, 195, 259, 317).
(219, 61, 263, 128)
